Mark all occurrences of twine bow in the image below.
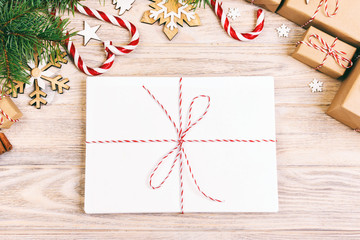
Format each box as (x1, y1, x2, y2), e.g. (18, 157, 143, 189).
(297, 34, 353, 70)
(143, 79, 222, 213)
(0, 95, 20, 126)
(302, 0, 339, 27)
(86, 78, 276, 213)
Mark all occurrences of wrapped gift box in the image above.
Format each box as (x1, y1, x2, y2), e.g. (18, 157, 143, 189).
(0, 96, 23, 129)
(85, 77, 278, 213)
(245, 0, 282, 12)
(278, 0, 360, 47)
(327, 60, 360, 130)
(292, 26, 356, 79)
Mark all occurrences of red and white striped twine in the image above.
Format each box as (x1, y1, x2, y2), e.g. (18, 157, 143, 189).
(210, 0, 265, 41)
(297, 34, 353, 70)
(64, 4, 139, 76)
(302, 0, 339, 27)
(86, 78, 276, 213)
(0, 95, 20, 126)
(86, 139, 276, 144)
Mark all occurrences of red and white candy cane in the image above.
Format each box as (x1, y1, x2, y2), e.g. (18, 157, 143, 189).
(64, 4, 140, 76)
(86, 78, 277, 213)
(297, 34, 353, 70)
(210, 0, 265, 41)
(0, 96, 20, 126)
(302, 0, 339, 27)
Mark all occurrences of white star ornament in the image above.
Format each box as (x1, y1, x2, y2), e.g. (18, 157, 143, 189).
(77, 21, 102, 46)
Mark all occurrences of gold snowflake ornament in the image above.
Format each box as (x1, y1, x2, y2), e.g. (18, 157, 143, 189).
(7, 52, 70, 109)
(141, 0, 201, 40)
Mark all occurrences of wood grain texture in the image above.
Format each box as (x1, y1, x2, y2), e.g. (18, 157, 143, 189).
(1, 0, 360, 239)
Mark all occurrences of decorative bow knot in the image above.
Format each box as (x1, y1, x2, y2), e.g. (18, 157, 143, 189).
(302, 0, 339, 27)
(297, 34, 353, 70)
(143, 81, 222, 212)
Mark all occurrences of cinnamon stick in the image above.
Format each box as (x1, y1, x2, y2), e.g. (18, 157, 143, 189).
(0, 133, 12, 152)
(0, 139, 5, 154)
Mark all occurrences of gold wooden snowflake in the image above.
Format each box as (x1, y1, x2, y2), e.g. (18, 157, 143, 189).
(7, 52, 70, 109)
(141, 0, 201, 40)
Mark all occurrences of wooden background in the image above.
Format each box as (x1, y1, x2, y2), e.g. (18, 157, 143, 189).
(1, 0, 360, 239)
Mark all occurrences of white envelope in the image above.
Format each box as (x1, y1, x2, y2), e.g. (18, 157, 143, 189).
(85, 77, 278, 213)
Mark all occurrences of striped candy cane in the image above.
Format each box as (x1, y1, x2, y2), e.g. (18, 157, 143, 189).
(64, 4, 140, 76)
(210, 0, 265, 41)
(0, 96, 20, 126)
(302, 0, 339, 27)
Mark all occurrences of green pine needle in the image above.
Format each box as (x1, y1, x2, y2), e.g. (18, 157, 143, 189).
(188, 0, 211, 9)
(0, 0, 79, 95)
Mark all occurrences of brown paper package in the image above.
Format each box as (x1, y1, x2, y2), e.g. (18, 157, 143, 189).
(278, 0, 360, 47)
(245, 0, 282, 12)
(327, 60, 360, 130)
(292, 26, 356, 79)
(0, 96, 23, 129)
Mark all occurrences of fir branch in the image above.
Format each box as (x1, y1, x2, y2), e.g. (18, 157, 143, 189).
(13, 0, 80, 13)
(0, 39, 12, 88)
(0, 0, 77, 95)
(187, 0, 211, 9)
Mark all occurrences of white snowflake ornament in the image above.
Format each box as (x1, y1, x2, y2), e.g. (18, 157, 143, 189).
(227, 8, 241, 21)
(26, 58, 56, 104)
(113, 0, 135, 15)
(309, 79, 323, 93)
(6, 52, 70, 109)
(276, 24, 291, 37)
(141, 0, 201, 40)
(27, 59, 55, 90)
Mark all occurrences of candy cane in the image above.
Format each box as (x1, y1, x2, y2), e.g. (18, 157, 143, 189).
(210, 0, 265, 41)
(64, 4, 140, 76)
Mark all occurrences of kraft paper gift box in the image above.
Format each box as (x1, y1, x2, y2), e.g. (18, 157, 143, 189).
(327, 60, 360, 130)
(245, 0, 282, 12)
(0, 96, 23, 129)
(278, 0, 360, 47)
(85, 77, 278, 213)
(292, 26, 356, 79)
